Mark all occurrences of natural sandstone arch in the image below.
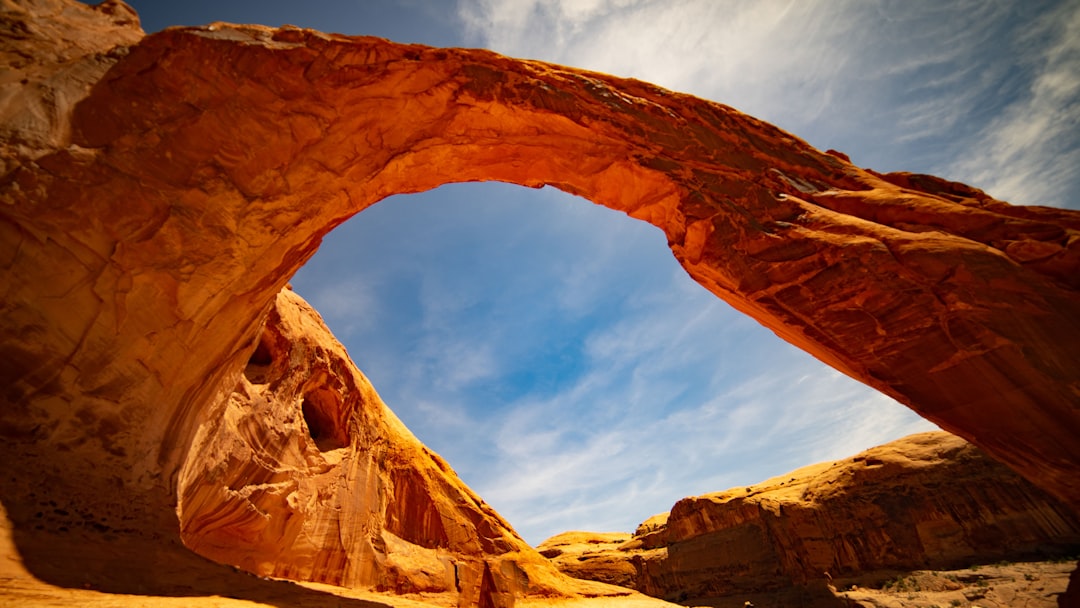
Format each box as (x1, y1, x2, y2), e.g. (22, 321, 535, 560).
(2, 0, 1079, 604)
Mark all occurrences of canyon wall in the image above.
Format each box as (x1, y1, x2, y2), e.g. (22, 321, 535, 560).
(1, 0, 1079, 604)
(539, 432, 1080, 603)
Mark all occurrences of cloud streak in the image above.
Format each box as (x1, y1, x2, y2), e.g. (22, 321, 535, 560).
(472, 336, 939, 543)
(946, 2, 1080, 208)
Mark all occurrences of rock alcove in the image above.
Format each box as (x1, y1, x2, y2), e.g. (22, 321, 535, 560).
(2, 1, 1079, 606)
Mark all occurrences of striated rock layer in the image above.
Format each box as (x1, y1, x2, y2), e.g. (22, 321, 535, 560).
(1, 0, 1079, 604)
(538, 432, 1080, 604)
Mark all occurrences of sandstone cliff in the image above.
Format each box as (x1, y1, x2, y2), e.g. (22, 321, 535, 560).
(2, 0, 1080, 606)
(538, 432, 1080, 604)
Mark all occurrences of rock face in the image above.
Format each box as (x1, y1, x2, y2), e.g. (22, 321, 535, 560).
(538, 432, 1080, 603)
(177, 287, 584, 603)
(538, 532, 639, 590)
(1, 0, 1079, 605)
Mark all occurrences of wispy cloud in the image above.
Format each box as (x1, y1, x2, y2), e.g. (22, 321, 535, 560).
(947, 2, 1080, 208)
(303, 277, 380, 337)
(458, 0, 860, 127)
(458, 0, 1080, 208)
(472, 341, 938, 544)
(443, 252, 936, 542)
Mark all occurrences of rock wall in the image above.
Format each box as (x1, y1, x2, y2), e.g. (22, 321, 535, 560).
(2, 0, 1079, 605)
(538, 432, 1080, 603)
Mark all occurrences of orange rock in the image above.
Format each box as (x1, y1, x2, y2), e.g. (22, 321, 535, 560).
(537, 532, 638, 589)
(177, 287, 627, 605)
(1, 0, 1079, 605)
(539, 432, 1080, 603)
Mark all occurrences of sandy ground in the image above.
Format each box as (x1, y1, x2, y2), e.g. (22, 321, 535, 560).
(680, 560, 1077, 608)
(0, 562, 677, 608)
(833, 560, 1077, 608)
(0, 576, 676, 608)
(0, 500, 676, 608)
(2, 501, 1071, 608)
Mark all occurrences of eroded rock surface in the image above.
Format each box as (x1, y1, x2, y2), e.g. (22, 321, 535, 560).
(1, 0, 1079, 605)
(178, 287, 616, 603)
(538, 432, 1080, 604)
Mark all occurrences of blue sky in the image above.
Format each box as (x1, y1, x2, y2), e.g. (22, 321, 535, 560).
(125, 0, 1080, 545)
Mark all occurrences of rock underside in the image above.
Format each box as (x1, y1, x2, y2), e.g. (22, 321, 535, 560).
(537, 432, 1080, 605)
(1, 1, 1079, 607)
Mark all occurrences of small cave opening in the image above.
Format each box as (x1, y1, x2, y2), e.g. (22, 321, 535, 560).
(301, 388, 348, 452)
(244, 331, 274, 384)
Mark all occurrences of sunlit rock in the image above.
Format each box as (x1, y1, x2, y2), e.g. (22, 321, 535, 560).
(178, 287, 571, 602)
(1, 0, 1079, 606)
(539, 432, 1080, 603)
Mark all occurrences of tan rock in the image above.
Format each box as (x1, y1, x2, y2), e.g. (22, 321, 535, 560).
(537, 532, 638, 588)
(1, 0, 1079, 606)
(539, 432, 1080, 603)
(178, 287, 570, 601)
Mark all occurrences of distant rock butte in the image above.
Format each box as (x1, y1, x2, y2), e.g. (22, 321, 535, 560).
(1, 0, 1079, 606)
(538, 432, 1080, 603)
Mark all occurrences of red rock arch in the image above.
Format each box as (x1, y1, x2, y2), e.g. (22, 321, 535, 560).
(2, 2, 1079, 603)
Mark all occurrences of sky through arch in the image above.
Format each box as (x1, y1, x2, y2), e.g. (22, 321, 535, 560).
(288, 182, 937, 544)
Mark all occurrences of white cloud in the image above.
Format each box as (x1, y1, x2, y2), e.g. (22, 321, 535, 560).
(422, 337, 499, 391)
(458, 0, 1079, 208)
(947, 2, 1080, 208)
(458, 0, 865, 127)
(300, 277, 380, 336)
(475, 358, 939, 544)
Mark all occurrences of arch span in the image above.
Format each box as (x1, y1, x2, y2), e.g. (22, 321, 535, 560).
(2, 2, 1079, 604)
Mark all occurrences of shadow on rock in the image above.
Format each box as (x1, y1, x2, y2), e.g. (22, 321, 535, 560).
(0, 469, 390, 608)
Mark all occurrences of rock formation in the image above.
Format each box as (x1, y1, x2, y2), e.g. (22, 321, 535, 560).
(538, 432, 1080, 604)
(179, 287, 560, 600)
(1, 0, 1079, 605)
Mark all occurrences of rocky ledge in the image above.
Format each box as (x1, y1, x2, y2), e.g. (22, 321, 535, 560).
(538, 432, 1080, 605)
